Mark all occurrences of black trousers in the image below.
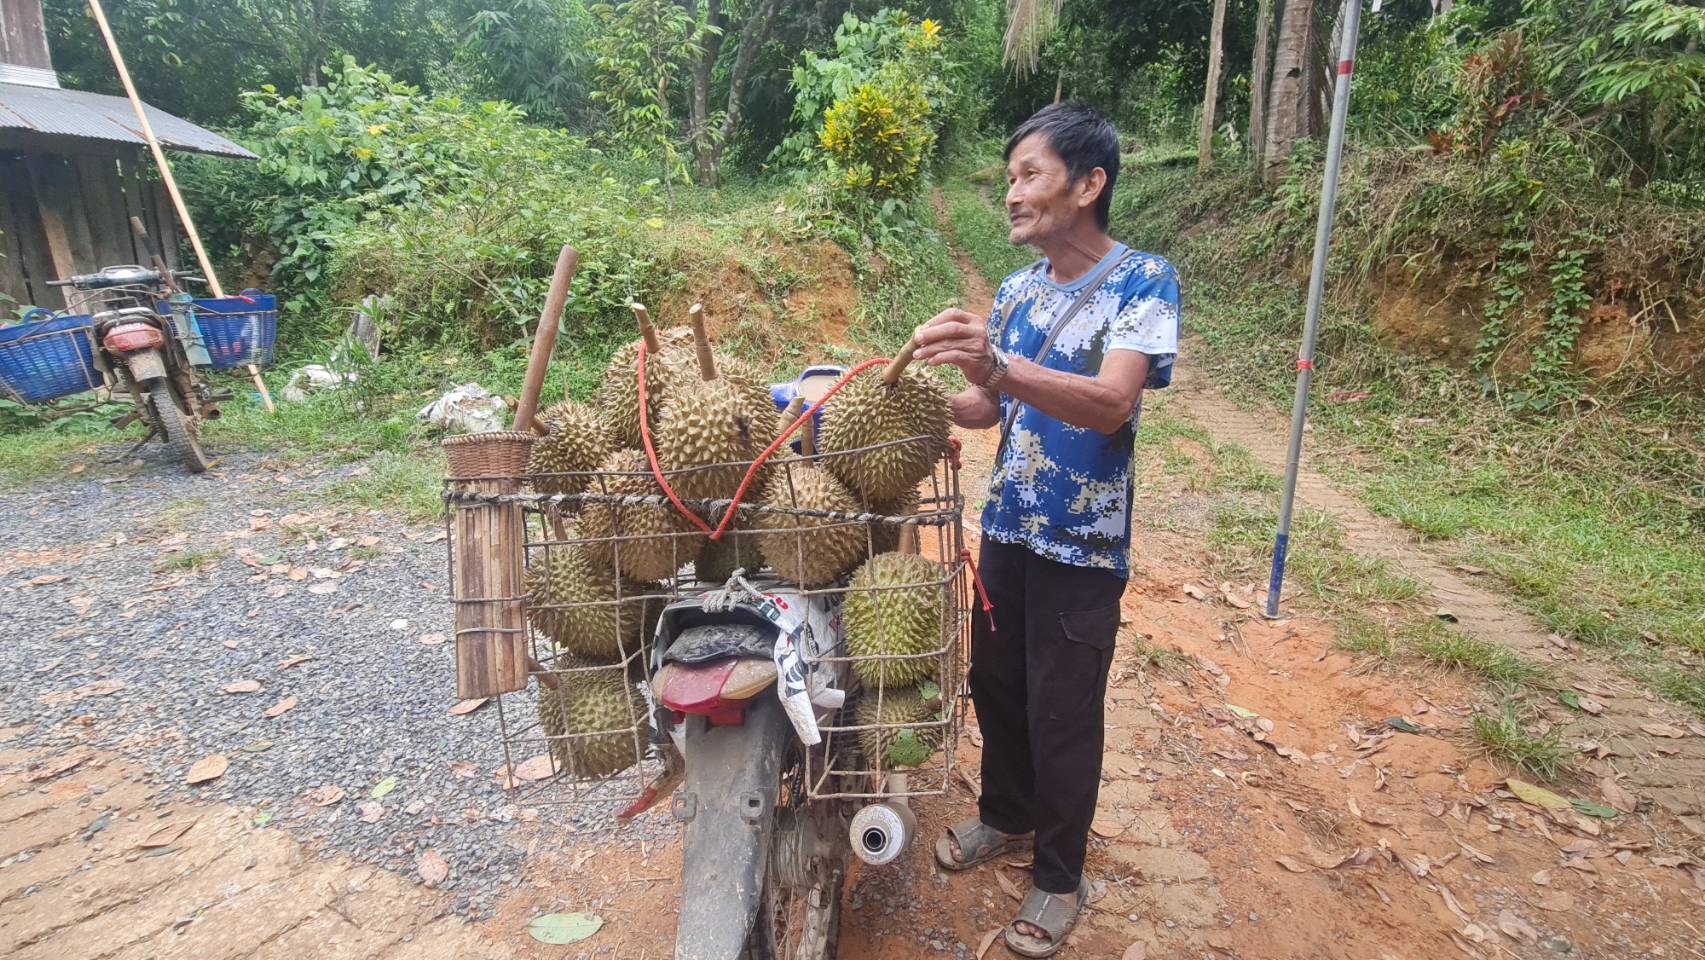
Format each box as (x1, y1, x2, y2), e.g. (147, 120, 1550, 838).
(969, 539, 1126, 895)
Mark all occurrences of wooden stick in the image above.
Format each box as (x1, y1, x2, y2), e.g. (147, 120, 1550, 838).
(687, 303, 717, 381)
(631, 303, 661, 353)
(86, 0, 276, 414)
(513, 244, 580, 432)
(881, 338, 918, 386)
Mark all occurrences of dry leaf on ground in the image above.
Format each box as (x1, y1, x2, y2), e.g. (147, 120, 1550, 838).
(1500, 907, 1541, 948)
(222, 680, 262, 694)
(1275, 857, 1312, 873)
(139, 821, 194, 848)
(359, 801, 385, 823)
(1599, 777, 1638, 814)
(307, 582, 337, 595)
(977, 929, 1001, 959)
(418, 849, 450, 887)
(997, 869, 1025, 901)
(265, 696, 298, 718)
(1091, 816, 1128, 839)
(513, 754, 557, 781)
(276, 655, 313, 670)
(1640, 722, 1686, 738)
(418, 633, 447, 645)
(186, 754, 228, 784)
(310, 784, 345, 806)
(25, 750, 93, 782)
(449, 698, 488, 716)
(1506, 779, 1571, 810)
(38, 679, 125, 705)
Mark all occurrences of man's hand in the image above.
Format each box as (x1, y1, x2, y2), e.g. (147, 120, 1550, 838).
(914, 308, 996, 385)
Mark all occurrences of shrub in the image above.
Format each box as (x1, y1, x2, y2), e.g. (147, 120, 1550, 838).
(819, 77, 936, 200)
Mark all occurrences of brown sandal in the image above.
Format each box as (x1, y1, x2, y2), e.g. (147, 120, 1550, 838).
(933, 819, 1033, 871)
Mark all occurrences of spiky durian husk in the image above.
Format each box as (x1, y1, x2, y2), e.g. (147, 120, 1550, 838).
(537, 657, 646, 777)
(749, 465, 868, 587)
(818, 366, 950, 503)
(597, 327, 698, 448)
(695, 530, 760, 584)
(578, 449, 704, 582)
(843, 552, 945, 688)
(528, 400, 617, 497)
(524, 545, 661, 660)
(851, 686, 943, 769)
(865, 488, 919, 556)
(655, 359, 778, 502)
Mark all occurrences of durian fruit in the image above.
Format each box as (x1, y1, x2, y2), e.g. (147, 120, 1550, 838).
(578, 448, 704, 582)
(818, 346, 950, 503)
(852, 686, 944, 769)
(654, 304, 778, 503)
(843, 552, 944, 688)
(750, 462, 868, 587)
(865, 487, 919, 556)
(528, 399, 617, 496)
(537, 658, 647, 777)
(525, 545, 661, 660)
(598, 305, 698, 448)
(695, 529, 758, 584)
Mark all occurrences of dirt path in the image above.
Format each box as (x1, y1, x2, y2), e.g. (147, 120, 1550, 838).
(1165, 375, 1705, 839)
(0, 743, 500, 959)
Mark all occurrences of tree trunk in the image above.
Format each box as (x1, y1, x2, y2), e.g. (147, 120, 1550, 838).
(1249, 0, 1274, 175)
(1263, 0, 1317, 183)
(694, 0, 783, 186)
(1197, 0, 1229, 173)
(686, 0, 724, 186)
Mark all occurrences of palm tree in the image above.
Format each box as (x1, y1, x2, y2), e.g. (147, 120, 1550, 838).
(1002, 0, 1065, 77)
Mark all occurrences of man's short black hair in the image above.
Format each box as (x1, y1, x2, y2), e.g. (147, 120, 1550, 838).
(1004, 102, 1120, 230)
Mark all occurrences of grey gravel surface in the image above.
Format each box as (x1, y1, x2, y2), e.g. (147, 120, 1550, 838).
(0, 447, 675, 920)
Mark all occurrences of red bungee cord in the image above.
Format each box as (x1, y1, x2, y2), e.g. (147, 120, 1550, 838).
(635, 341, 888, 540)
(634, 342, 997, 633)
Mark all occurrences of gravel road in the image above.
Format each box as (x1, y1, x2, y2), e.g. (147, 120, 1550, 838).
(0, 447, 665, 920)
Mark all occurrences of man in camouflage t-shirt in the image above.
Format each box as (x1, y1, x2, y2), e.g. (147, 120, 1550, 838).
(914, 103, 1180, 958)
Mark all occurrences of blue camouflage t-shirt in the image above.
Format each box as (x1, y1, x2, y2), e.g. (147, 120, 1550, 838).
(979, 243, 1181, 576)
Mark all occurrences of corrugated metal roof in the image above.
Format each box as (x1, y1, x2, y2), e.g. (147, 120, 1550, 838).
(0, 81, 256, 159)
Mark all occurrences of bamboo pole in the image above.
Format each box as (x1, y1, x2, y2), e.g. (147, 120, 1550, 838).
(513, 244, 581, 433)
(86, 0, 276, 413)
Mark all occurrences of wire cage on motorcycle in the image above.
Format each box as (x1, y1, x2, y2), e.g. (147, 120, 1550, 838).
(443, 432, 972, 818)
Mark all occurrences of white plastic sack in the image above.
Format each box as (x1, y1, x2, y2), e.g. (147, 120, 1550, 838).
(281, 363, 357, 403)
(418, 382, 509, 435)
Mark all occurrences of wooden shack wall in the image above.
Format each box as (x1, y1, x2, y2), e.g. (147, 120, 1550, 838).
(0, 140, 182, 311)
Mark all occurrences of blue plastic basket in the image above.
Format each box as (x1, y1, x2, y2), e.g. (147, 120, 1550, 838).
(0, 312, 102, 404)
(184, 292, 277, 369)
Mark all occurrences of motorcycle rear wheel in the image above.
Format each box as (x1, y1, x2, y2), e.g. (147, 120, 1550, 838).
(746, 864, 844, 960)
(148, 381, 210, 473)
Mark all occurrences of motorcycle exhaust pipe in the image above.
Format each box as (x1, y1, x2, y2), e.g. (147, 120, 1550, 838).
(850, 774, 916, 866)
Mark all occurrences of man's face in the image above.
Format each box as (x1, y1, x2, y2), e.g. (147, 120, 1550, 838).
(1004, 133, 1102, 246)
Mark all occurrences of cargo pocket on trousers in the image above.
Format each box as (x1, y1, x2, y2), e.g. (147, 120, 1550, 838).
(1054, 603, 1120, 711)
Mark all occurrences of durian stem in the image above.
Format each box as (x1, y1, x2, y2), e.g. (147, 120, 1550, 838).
(801, 409, 818, 457)
(881, 338, 918, 386)
(631, 302, 661, 354)
(528, 656, 561, 690)
(687, 303, 718, 381)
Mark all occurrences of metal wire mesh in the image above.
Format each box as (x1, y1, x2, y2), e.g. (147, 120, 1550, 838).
(442, 434, 970, 815)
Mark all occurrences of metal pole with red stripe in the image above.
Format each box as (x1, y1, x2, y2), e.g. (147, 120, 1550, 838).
(1265, 0, 1366, 618)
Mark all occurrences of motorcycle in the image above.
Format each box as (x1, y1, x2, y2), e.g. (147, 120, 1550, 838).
(647, 576, 858, 960)
(46, 263, 222, 472)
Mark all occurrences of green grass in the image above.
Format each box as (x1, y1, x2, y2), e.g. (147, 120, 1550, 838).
(154, 546, 225, 572)
(1333, 615, 1399, 657)
(1471, 700, 1569, 780)
(1103, 158, 1705, 715)
(936, 176, 1035, 290)
(322, 450, 446, 523)
(1412, 621, 1550, 687)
